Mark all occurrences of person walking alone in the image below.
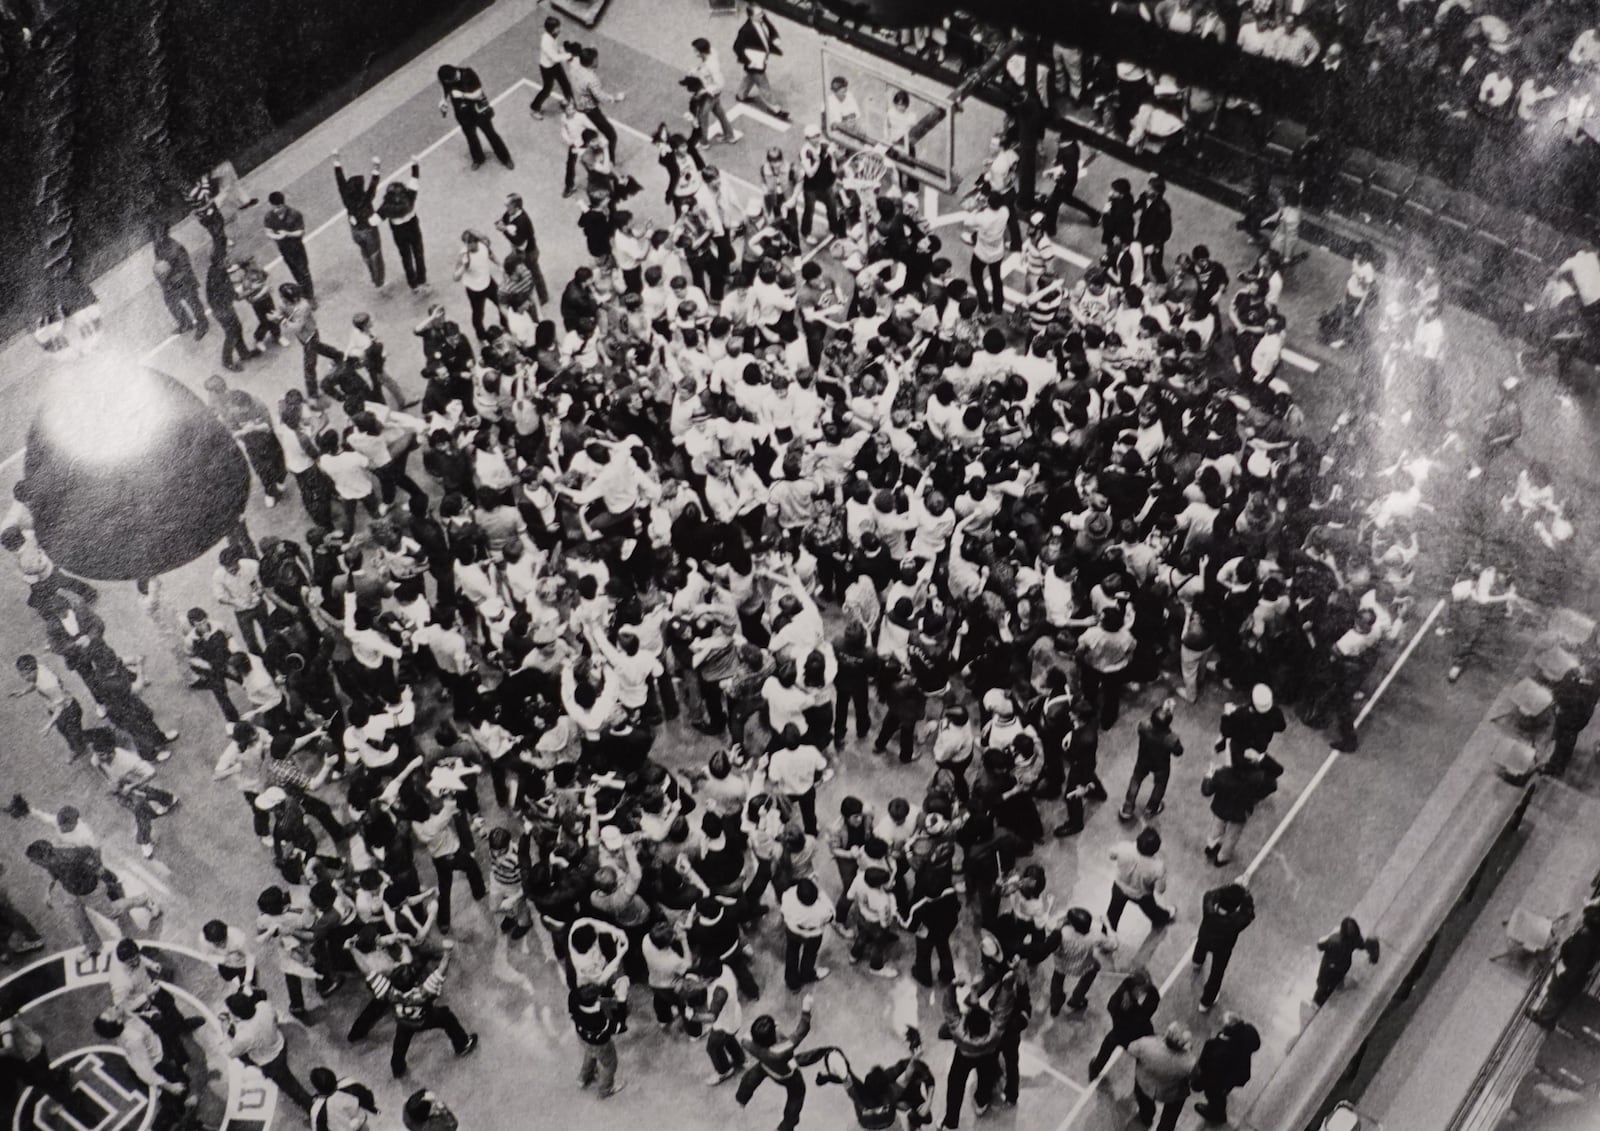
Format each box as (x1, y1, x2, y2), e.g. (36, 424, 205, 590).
(690, 38, 743, 144)
(151, 223, 207, 339)
(1192, 880, 1255, 1011)
(438, 64, 514, 170)
(264, 192, 315, 303)
(1106, 828, 1173, 932)
(528, 16, 574, 118)
(1120, 699, 1182, 821)
(1190, 1016, 1260, 1124)
(732, 4, 788, 119)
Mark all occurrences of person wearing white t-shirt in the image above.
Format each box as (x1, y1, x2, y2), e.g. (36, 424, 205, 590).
(452, 230, 503, 341)
(824, 76, 861, 135)
(965, 191, 1013, 315)
(529, 15, 575, 117)
(315, 432, 377, 535)
(765, 727, 828, 834)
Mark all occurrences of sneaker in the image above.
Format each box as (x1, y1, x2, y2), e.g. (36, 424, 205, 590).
(728, 131, 745, 143)
(1053, 822, 1083, 838)
(239, 197, 260, 209)
(1198, 999, 1213, 1013)
(530, 107, 546, 120)
(141, 843, 155, 859)
(813, 966, 831, 981)
(600, 1082, 627, 1100)
(704, 1070, 735, 1086)
(1447, 664, 1463, 683)
(260, 836, 274, 847)
(161, 729, 180, 743)
(264, 494, 277, 508)
(1144, 801, 1165, 818)
(155, 749, 173, 763)
(868, 965, 898, 979)
(1118, 804, 1136, 822)
(456, 1034, 479, 1058)
(974, 1098, 990, 1117)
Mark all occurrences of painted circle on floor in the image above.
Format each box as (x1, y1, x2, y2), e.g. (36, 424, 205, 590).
(1, 944, 277, 1131)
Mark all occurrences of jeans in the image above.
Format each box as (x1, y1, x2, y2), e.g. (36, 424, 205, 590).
(942, 1050, 999, 1127)
(1133, 1084, 1185, 1131)
(583, 108, 619, 160)
(338, 493, 381, 538)
(390, 220, 426, 287)
(161, 282, 207, 333)
(233, 606, 270, 654)
(351, 224, 386, 287)
(457, 111, 512, 167)
(1207, 816, 1245, 865)
(784, 930, 823, 989)
(579, 1038, 619, 1094)
(801, 183, 841, 239)
(736, 1067, 806, 1131)
(391, 1004, 471, 1077)
(707, 1029, 745, 1075)
(969, 256, 1005, 313)
(300, 335, 344, 399)
(433, 848, 487, 932)
(465, 281, 503, 341)
(277, 240, 314, 302)
(1106, 884, 1171, 931)
(1192, 937, 1234, 1008)
(699, 92, 738, 141)
(1049, 963, 1100, 1013)
(530, 63, 573, 112)
(249, 1047, 312, 1111)
(875, 712, 916, 762)
(0, 888, 44, 957)
(912, 931, 955, 986)
(1123, 762, 1170, 813)
(736, 69, 784, 114)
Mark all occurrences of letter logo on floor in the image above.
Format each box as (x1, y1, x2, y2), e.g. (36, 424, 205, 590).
(2, 944, 276, 1131)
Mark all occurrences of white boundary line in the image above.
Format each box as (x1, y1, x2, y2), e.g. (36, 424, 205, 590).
(1048, 596, 1447, 1131)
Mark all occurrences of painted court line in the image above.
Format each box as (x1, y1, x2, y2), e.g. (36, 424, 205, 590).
(1049, 595, 1447, 1131)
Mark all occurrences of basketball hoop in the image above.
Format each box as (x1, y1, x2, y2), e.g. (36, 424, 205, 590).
(842, 148, 890, 193)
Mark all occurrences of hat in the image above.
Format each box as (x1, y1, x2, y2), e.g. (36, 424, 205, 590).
(1251, 684, 1274, 712)
(254, 787, 288, 811)
(803, 123, 821, 138)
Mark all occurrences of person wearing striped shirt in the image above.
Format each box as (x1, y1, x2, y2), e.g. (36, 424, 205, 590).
(386, 940, 478, 1079)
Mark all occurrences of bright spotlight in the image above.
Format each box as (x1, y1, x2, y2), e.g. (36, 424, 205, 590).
(33, 356, 183, 466)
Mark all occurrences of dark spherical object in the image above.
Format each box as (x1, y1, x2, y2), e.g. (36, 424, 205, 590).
(22, 361, 249, 580)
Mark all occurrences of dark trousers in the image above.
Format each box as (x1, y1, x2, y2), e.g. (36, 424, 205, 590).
(162, 282, 207, 333)
(1049, 964, 1100, 1013)
(351, 225, 386, 287)
(457, 111, 512, 167)
(942, 1050, 999, 1127)
(465, 281, 503, 340)
(529, 63, 573, 112)
(300, 335, 344, 399)
(789, 789, 818, 836)
(218, 308, 251, 368)
(707, 1028, 746, 1075)
(1081, 666, 1127, 730)
(1106, 884, 1171, 931)
(583, 107, 619, 160)
(234, 606, 270, 654)
(0, 888, 45, 956)
(874, 713, 915, 762)
(783, 930, 822, 990)
(801, 184, 841, 239)
(1123, 762, 1169, 812)
(1044, 181, 1100, 228)
(563, 149, 579, 195)
(200, 673, 241, 724)
(390, 1004, 471, 1077)
(834, 859, 858, 924)
(122, 784, 176, 846)
(1548, 719, 1587, 776)
(277, 240, 314, 302)
(240, 792, 271, 838)
(373, 459, 426, 507)
(339, 493, 381, 538)
(390, 221, 427, 287)
(736, 1067, 806, 1131)
(296, 792, 348, 842)
(1088, 1020, 1151, 1078)
(912, 931, 955, 986)
(250, 1047, 312, 1110)
(1143, 242, 1168, 283)
(433, 848, 487, 932)
(1133, 1084, 1185, 1131)
(348, 994, 391, 1042)
(1192, 937, 1234, 1008)
(969, 256, 1005, 313)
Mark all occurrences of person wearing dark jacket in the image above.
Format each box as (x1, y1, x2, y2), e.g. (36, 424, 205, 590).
(1193, 881, 1256, 1010)
(1086, 966, 1159, 1079)
(205, 251, 259, 373)
(569, 983, 626, 1098)
(833, 622, 875, 743)
(1135, 176, 1173, 282)
(938, 981, 1006, 1128)
(1120, 699, 1183, 820)
(1041, 137, 1100, 229)
(1201, 749, 1281, 866)
(152, 223, 207, 338)
(905, 848, 961, 987)
(1546, 666, 1600, 777)
(333, 152, 386, 287)
(1055, 703, 1107, 837)
(1190, 1016, 1260, 1123)
(1100, 178, 1136, 248)
(1313, 917, 1379, 1006)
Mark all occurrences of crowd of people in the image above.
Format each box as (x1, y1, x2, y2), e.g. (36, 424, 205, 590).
(4, 4, 1589, 1131)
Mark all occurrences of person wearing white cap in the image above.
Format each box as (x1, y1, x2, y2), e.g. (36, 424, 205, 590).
(1215, 684, 1285, 767)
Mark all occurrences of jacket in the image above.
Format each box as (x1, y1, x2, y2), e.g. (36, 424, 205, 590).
(940, 984, 1005, 1058)
(1197, 883, 1256, 946)
(1127, 1035, 1195, 1103)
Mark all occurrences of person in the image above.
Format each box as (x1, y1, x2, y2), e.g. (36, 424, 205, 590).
(1442, 562, 1519, 682)
(454, 230, 504, 341)
(1087, 966, 1160, 1078)
(438, 64, 514, 169)
(496, 194, 549, 307)
(813, 1029, 932, 1131)
(732, 4, 788, 119)
(1135, 175, 1173, 283)
(204, 250, 258, 371)
(24, 838, 159, 953)
(264, 191, 315, 303)
(964, 191, 1011, 316)
(1193, 880, 1255, 1010)
(309, 1067, 379, 1131)
(1201, 746, 1281, 867)
(1047, 907, 1118, 1015)
(1313, 917, 1379, 1006)
(799, 126, 841, 245)
(736, 996, 817, 1131)
(1106, 828, 1172, 931)
(0, 861, 47, 963)
(2, 1000, 99, 1122)
(213, 543, 271, 653)
(333, 151, 386, 287)
(2, 524, 97, 610)
(1546, 664, 1600, 777)
(379, 158, 427, 290)
(570, 47, 625, 160)
(151, 222, 207, 338)
(91, 1011, 190, 1129)
(82, 734, 179, 856)
(528, 16, 574, 118)
(1041, 137, 1099, 229)
(387, 940, 478, 1079)
(281, 282, 344, 400)
(1120, 698, 1182, 820)
(223, 989, 313, 1110)
(1190, 1016, 1260, 1124)
(691, 38, 743, 144)
(779, 876, 833, 990)
(569, 982, 626, 1098)
(1126, 1022, 1196, 1131)
(938, 980, 1004, 1128)
(687, 955, 747, 1084)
